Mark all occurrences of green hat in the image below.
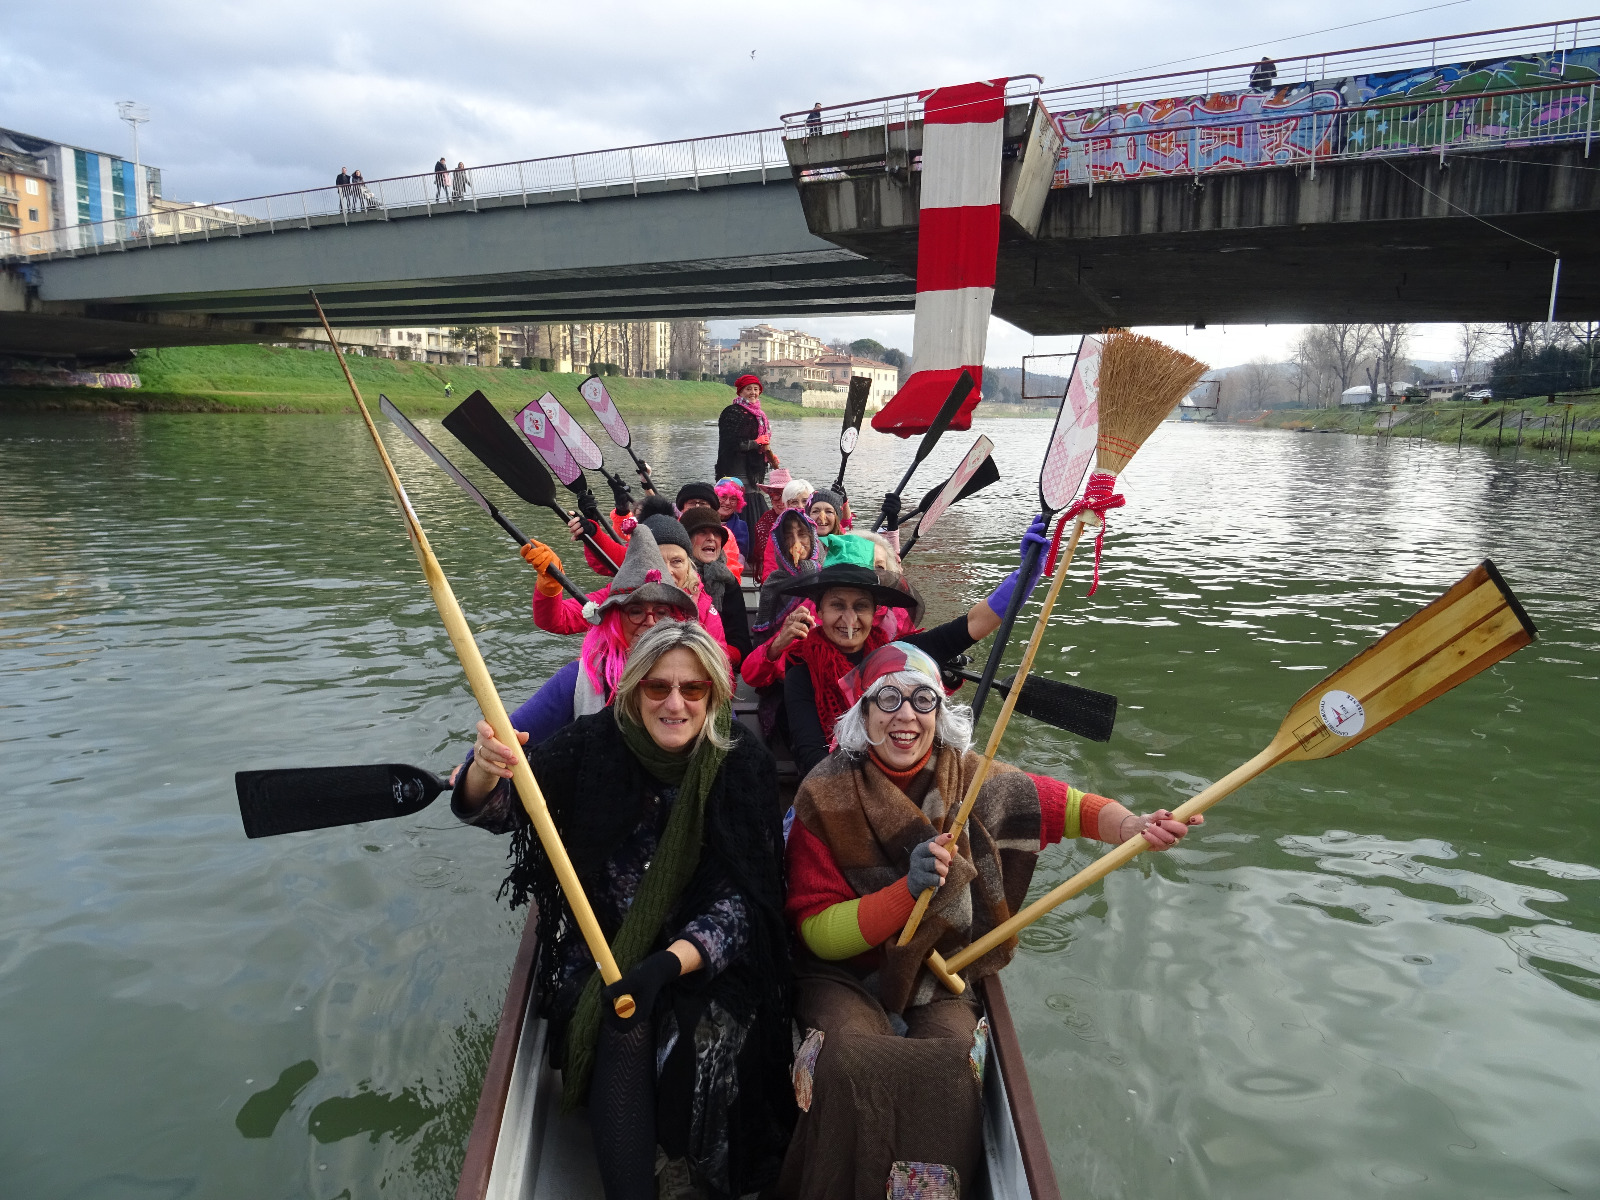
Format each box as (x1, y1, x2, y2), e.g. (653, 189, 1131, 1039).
(820, 533, 875, 569)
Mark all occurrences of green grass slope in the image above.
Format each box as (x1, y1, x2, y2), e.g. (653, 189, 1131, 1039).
(1250, 398, 1600, 454)
(0, 344, 826, 419)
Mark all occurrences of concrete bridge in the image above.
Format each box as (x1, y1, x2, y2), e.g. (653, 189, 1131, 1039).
(7, 17, 1600, 360)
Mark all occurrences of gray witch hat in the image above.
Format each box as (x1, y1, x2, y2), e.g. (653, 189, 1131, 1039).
(593, 524, 696, 617)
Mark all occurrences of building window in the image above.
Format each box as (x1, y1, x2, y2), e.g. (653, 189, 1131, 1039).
(28, 208, 38, 222)
(25, 178, 39, 195)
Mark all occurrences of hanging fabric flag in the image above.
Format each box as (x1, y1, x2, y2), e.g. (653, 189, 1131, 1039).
(871, 77, 1007, 438)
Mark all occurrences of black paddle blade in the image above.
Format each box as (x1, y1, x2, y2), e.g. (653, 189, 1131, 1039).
(236, 764, 447, 838)
(956, 669, 1118, 742)
(999, 673, 1117, 742)
(913, 371, 976, 466)
(915, 454, 1000, 515)
(442, 391, 560, 510)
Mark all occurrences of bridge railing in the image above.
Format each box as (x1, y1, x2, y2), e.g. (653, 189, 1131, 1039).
(777, 76, 1043, 141)
(7, 127, 790, 261)
(1039, 15, 1600, 109)
(1057, 80, 1600, 189)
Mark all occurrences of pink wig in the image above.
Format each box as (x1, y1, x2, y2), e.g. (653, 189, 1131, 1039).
(579, 609, 633, 698)
(714, 477, 747, 512)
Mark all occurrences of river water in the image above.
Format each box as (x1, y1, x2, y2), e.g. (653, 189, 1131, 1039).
(1, 411, 1596, 1199)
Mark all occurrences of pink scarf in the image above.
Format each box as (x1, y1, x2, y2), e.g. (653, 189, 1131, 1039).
(738, 394, 771, 440)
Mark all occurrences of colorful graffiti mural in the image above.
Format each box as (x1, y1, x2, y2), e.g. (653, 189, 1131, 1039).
(1052, 47, 1600, 185)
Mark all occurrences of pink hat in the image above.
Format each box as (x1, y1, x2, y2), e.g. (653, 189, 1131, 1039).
(756, 467, 793, 497)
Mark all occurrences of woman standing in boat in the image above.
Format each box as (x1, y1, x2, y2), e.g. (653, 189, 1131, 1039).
(777, 641, 1199, 1199)
(742, 515, 1050, 779)
(454, 619, 796, 1199)
(716, 374, 779, 524)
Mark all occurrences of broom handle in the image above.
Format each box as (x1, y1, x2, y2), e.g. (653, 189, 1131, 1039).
(896, 517, 1090, 946)
(928, 742, 1286, 990)
(311, 294, 634, 1018)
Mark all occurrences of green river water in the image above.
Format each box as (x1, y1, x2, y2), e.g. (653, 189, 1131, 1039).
(2, 412, 1597, 1199)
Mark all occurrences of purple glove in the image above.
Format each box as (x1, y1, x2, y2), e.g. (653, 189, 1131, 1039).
(985, 513, 1051, 617)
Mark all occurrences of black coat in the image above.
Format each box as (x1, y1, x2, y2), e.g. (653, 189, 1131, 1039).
(502, 712, 795, 1193)
(716, 402, 767, 486)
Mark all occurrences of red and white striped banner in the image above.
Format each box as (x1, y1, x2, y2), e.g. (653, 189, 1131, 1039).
(872, 77, 1007, 438)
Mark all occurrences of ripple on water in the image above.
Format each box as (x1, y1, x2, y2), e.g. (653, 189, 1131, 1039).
(4, 415, 1600, 1198)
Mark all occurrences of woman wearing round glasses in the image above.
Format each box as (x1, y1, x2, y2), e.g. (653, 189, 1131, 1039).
(777, 641, 1198, 1198)
(455, 619, 796, 1199)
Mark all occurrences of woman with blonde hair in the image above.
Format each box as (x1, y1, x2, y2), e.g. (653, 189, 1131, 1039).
(453, 619, 795, 1199)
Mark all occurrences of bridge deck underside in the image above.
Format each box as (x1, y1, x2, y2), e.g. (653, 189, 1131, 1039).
(808, 145, 1600, 331)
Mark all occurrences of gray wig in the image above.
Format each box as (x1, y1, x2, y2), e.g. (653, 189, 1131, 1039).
(831, 669, 974, 757)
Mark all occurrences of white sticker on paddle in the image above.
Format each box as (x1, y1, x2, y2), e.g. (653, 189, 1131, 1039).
(1318, 689, 1366, 737)
(841, 427, 859, 454)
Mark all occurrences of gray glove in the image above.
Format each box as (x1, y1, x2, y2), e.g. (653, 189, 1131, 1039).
(907, 838, 944, 896)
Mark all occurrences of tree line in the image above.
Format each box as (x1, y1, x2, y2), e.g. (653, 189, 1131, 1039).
(1216, 321, 1600, 414)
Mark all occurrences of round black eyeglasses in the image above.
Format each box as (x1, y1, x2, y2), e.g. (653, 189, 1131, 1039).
(869, 686, 941, 715)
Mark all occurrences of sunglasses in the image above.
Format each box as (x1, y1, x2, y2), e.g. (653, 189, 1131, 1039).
(622, 603, 682, 625)
(869, 686, 941, 715)
(640, 678, 715, 702)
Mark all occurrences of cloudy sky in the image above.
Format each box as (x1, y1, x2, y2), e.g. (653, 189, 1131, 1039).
(3, 0, 1584, 368)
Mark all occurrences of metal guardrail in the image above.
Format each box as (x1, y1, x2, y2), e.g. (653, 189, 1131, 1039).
(1057, 80, 1600, 190)
(778, 76, 1043, 142)
(6, 127, 790, 260)
(1040, 15, 1600, 109)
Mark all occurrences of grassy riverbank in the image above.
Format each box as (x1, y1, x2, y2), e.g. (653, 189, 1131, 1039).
(1251, 398, 1600, 453)
(0, 344, 831, 418)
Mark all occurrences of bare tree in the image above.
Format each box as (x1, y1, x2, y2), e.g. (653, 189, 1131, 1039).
(1310, 323, 1376, 399)
(1455, 323, 1495, 386)
(1371, 323, 1411, 400)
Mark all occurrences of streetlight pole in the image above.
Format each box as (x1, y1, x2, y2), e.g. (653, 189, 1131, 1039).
(116, 101, 149, 220)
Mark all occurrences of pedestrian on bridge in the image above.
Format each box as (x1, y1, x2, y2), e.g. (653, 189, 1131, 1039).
(1250, 56, 1277, 91)
(806, 103, 823, 134)
(350, 169, 368, 212)
(452, 162, 472, 204)
(335, 167, 351, 213)
(434, 157, 449, 202)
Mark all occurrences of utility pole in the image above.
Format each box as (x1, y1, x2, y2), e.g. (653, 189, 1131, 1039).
(116, 101, 150, 216)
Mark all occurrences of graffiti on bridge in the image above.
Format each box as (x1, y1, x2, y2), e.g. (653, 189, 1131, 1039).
(1053, 47, 1600, 185)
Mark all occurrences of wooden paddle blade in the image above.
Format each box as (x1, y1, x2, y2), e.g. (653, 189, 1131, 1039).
(236, 764, 446, 838)
(1276, 560, 1537, 763)
(998, 673, 1118, 742)
(442, 391, 560, 509)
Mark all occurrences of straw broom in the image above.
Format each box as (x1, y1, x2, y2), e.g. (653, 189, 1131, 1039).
(897, 329, 1207, 947)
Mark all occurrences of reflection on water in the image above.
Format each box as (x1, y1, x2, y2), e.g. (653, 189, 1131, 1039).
(2, 412, 1598, 1198)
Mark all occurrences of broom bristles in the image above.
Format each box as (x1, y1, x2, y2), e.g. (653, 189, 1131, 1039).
(1094, 331, 1209, 475)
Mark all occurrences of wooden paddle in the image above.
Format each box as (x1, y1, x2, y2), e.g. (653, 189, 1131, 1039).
(872, 371, 974, 532)
(830, 375, 872, 495)
(310, 293, 635, 1018)
(924, 559, 1539, 994)
(378, 396, 593, 608)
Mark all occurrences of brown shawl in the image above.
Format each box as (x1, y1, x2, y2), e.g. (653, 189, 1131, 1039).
(791, 744, 1043, 1012)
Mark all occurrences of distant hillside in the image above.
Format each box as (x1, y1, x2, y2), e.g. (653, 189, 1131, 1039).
(983, 365, 1070, 407)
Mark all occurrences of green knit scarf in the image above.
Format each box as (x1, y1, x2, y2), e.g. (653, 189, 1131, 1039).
(561, 703, 732, 1110)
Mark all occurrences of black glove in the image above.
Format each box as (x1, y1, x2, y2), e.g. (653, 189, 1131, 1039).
(606, 473, 634, 516)
(602, 948, 682, 1027)
(740, 439, 759, 451)
(881, 491, 903, 529)
(572, 489, 601, 531)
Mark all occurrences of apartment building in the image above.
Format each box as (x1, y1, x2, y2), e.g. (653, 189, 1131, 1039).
(727, 324, 828, 370)
(0, 132, 53, 254)
(816, 353, 900, 411)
